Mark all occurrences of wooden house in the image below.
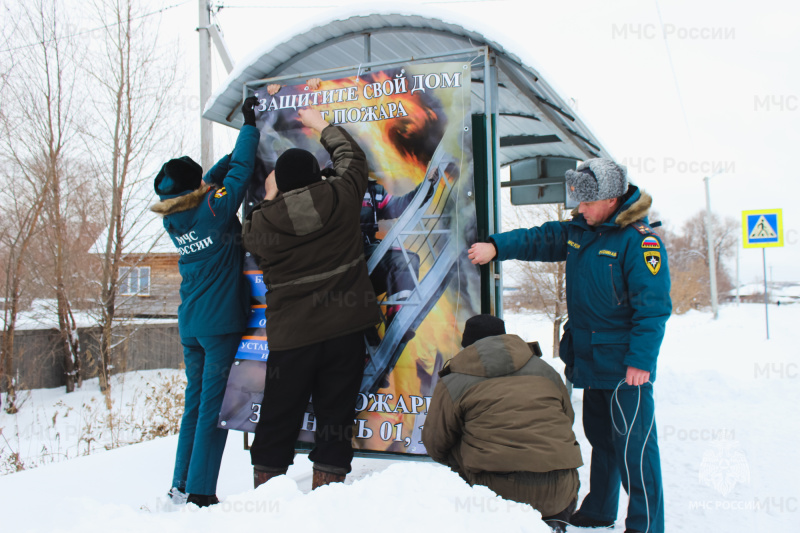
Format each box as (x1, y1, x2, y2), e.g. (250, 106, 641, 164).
(92, 211, 181, 318)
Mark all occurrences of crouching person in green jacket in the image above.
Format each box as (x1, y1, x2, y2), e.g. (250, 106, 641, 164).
(422, 315, 582, 533)
(151, 97, 260, 507)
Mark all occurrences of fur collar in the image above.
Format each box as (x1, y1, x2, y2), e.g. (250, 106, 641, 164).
(569, 189, 653, 228)
(150, 186, 209, 217)
(615, 189, 652, 227)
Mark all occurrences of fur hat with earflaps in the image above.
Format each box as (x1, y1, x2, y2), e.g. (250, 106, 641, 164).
(154, 156, 203, 199)
(565, 158, 628, 203)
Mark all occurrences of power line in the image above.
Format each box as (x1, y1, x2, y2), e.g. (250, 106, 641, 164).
(653, 0, 694, 147)
(423, 0, 509, 4)
(212, 3, 331, 8)
(214, 0, 507, 8)
(0, 0, 190, 54)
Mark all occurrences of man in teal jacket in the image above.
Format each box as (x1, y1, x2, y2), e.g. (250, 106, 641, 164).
(151, 97, 260, 507)
(469, 159, 670, 533)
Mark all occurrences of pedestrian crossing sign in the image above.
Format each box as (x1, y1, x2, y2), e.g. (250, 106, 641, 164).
(742, 209, 783, 248)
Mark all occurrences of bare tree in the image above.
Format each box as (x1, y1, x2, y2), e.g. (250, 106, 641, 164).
(0, 0, 86, 401)
(502, 202, 569, 358)
(83, 0, 183, 392)
(0, 166, 51, 413)
(659, 210, 737, 313)
(656, 210, 737, 314)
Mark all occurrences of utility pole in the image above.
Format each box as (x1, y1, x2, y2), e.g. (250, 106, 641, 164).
(704, 174, 719, 319)
(198, 0, 213, 169)
(735, 235, 740, 306)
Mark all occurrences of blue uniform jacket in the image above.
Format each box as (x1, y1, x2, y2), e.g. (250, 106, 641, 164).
(491, 186, 671, 389)
(151, 125, 260, 339)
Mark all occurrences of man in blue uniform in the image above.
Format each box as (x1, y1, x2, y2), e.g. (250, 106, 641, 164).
(468, 159, 671, 533)
(152, 97, 260, 507)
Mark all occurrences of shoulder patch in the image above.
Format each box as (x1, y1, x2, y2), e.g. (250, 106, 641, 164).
(644, 251, 662, 275)
(567, 240, 581, 249)
(213, 187, 227, 199)
(641, 236, 660, 249)
(631, 221, 654, 235)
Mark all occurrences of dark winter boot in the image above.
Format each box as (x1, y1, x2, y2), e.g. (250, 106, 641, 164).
(186, 494, 219, 507)
(253, 466, 287, 489)
(569, 511, 614, 528)
(312, 468, 346, 489)
(542, 498, 576, 532)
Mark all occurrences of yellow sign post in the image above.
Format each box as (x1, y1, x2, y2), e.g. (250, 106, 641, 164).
(741, 209, 783, 339)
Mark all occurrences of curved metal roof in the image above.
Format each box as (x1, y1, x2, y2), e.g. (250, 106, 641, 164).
(203, 12, 611, 166)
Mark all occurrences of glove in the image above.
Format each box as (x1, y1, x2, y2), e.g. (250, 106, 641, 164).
(242, 96, 258, 126)
(416, 175, 437, 204)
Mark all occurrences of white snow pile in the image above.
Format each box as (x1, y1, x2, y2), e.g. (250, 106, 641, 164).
(1, 303, 799, 532)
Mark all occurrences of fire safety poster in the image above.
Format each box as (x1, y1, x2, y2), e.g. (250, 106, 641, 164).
(219, 62, 480, 456)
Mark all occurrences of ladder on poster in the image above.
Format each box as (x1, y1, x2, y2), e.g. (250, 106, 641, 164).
(361, 143, 460, 393)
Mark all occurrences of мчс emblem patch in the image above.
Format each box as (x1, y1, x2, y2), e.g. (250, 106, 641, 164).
(642, 236, 660, 249)
(644, 251, 661, 275)
(214, 187, 227, 199)
(568, 240, 581, 249)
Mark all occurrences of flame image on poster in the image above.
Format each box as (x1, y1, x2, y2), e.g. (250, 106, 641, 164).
(219, 62, 481, 456)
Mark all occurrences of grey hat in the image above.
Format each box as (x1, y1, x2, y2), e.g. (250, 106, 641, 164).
(565, 158, 628, 202)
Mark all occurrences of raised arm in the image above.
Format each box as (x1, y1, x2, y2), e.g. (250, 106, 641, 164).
(208, 97, 261, 219)
(300, 107, 369, 200)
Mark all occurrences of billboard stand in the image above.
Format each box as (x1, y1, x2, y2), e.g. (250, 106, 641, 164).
(219, 57, 480, 460)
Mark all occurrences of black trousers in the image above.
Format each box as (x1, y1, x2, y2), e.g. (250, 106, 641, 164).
(250, 331, 365, 474)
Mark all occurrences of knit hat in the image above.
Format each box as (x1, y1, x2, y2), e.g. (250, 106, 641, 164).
(461, 314, 506, 348)
(275, 148, 321, 192)
(565, 158, 628, 203)
(154, 156, 203, 197)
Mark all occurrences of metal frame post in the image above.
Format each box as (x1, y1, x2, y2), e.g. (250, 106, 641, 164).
(763, 249, 770, 339)
(198, 0, 214, 169)
(704, 175, 719, 319)
(483, 48, 502, 318)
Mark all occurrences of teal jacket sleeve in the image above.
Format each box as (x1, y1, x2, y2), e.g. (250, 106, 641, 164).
(208, 124, 260, 220)
(490, 220, 570, 262)
(622, 232, 672, 373)
(204, 154, 232, 187)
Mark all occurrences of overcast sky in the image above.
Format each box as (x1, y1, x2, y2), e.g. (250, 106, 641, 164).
(162, 0, 799, 284)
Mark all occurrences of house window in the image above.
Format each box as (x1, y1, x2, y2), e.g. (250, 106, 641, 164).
(119, 266, 151, 296)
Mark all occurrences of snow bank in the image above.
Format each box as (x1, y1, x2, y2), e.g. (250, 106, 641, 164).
(0, 437, 547, 533)
(2, 303, 798, 532)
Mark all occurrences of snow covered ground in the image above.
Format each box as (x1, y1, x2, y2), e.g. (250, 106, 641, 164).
(0, 299, 180, 330)
(1, 303, 798, 532)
